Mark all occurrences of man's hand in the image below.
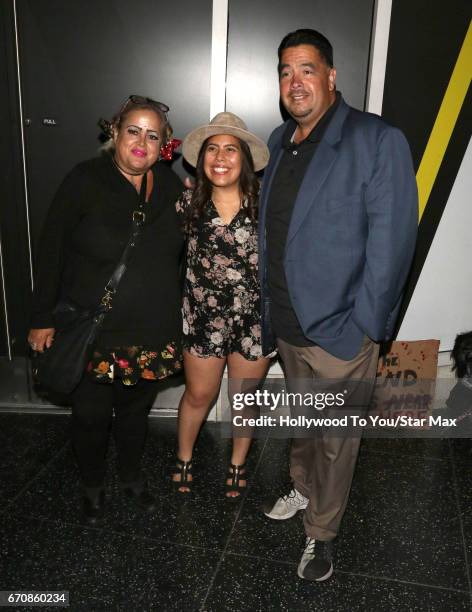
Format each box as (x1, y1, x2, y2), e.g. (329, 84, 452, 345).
(28, 328, 55, 352)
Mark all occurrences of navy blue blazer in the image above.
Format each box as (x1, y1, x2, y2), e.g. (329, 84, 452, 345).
(259, 97, 418, 360)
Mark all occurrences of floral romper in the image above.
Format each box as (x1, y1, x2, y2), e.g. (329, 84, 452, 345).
(176, 189, 263, 360)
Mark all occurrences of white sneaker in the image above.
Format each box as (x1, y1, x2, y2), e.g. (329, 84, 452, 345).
(297, 537, 334, 582)
(263, 488, 309, 520)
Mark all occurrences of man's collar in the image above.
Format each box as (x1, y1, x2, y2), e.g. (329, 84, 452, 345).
(282, 91, 342, 148)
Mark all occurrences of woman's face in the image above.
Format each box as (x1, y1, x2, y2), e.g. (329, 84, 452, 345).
(113, 109, 162, 174)
(203, 134, 242, 190)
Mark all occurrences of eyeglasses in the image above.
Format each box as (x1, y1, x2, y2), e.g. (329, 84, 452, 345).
(119, 95, 170, 117)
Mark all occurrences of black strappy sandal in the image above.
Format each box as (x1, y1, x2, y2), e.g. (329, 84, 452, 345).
(171, 458, 193, 494)
(225, 463, 247, 500)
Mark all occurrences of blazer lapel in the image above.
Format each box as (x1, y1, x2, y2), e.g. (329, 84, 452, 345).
(286, 100, 350, 245)
(286, 141, 337, 244)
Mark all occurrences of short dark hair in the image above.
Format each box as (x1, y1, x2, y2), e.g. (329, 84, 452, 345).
(278, 29, 334, 71)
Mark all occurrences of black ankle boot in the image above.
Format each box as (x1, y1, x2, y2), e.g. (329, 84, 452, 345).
(122, 481, 156, 513)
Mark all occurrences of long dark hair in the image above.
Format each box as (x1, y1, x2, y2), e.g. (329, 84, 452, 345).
(186, 136, 260, 232)
(451, 331, 472, 378)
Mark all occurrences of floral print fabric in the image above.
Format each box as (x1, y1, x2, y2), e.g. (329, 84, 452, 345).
(87, 342, 182, 385)
(175, 189, 263, 361)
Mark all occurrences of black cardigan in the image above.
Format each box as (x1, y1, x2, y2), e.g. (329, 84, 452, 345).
(31, 154, 184, 348)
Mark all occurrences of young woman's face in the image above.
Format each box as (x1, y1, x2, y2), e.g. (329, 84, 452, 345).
(203, 134, 242, 190)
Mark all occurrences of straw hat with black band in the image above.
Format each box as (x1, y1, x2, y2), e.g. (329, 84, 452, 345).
(182, 112, 269, 171)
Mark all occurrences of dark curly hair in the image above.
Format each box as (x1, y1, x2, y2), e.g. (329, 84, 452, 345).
(451, 331, 472, 378)
(99, 98, 173, 151)
(185, 136, 260, 232)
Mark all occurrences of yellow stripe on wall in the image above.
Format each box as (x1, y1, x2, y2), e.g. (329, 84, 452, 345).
(416, 20, 472, 222)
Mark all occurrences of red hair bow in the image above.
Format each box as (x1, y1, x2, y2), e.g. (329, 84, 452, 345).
(160, 138, 182, 161)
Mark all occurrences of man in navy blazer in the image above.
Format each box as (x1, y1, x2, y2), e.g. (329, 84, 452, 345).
(260, 29, 418, 582)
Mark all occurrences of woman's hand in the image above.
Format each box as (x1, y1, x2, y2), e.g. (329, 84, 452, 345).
(28, 328, 55, 352)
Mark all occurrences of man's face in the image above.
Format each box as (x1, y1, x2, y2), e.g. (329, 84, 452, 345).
(279, 44, 336, 129)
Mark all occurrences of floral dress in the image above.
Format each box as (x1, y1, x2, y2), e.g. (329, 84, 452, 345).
(176, 189, 263, 360)
(87, 343, 182, 386)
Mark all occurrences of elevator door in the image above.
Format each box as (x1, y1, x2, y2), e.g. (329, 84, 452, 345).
(17, 0, 213, 255)
(0, 0, 212, 408)
(226, 0, 375, 141)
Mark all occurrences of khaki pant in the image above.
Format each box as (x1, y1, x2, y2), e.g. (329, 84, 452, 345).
(277, 336, 379, 541)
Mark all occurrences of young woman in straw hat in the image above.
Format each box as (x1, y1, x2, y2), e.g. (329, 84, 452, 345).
(172, 112, 272, 498)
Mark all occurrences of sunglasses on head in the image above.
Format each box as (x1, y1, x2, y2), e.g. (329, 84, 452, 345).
(120, 95, 170, 116)
(99, 95, 180, 160)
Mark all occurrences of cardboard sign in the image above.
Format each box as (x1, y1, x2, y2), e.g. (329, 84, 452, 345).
(371, 340, 440, 424)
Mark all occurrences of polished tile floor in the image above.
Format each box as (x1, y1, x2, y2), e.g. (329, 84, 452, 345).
(1, 412, 471, 611)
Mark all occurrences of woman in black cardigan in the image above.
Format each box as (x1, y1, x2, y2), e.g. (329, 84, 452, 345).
(28, 96, 184, 524)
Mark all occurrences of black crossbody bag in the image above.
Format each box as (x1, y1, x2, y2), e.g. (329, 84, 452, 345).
(32, 173, 149, 395)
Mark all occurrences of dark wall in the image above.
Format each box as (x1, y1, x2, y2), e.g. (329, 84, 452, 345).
(226, 0, 375, 141)
(17, 0, 213, 254)
(0, 1, 33, 357)
(382, 0, 470, 169)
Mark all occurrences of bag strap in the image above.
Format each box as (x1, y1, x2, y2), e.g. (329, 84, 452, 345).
(100, 172, 148, 311)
